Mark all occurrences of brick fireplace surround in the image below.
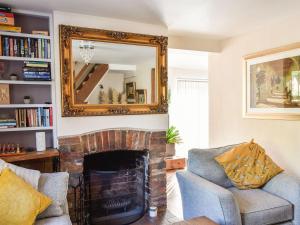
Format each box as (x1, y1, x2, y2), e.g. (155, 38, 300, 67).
(58, 128, 167, 221)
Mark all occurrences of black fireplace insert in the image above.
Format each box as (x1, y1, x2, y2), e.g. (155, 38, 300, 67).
(83, 150, 148, 225)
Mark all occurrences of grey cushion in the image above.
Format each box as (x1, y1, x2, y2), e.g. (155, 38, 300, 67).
(229, 187, 293, 225)
(0, 159, 41, 189)
(38, 172, 69, 219)
(187, 144, 237, 188)
(35, 215, 72, 225)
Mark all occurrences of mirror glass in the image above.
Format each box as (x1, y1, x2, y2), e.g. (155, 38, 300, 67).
(72, 40, 157, 105)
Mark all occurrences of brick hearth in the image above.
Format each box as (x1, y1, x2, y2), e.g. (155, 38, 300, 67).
(58, 129, 167, 222)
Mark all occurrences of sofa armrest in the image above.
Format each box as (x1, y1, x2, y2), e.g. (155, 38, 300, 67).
(176, 171, 242, 225)
(263, 173, 300, 225)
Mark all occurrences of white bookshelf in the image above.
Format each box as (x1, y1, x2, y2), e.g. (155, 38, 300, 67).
(0, 9, 57, 149)
(0, 127, 53, 132)
(0, 56, 51, 62)
(0, 31, 50, 40)
(0, 80, 52, 85)
(0, 104, 52, 108)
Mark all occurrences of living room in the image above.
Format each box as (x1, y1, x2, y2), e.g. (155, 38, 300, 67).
(0, 1, 299, 225)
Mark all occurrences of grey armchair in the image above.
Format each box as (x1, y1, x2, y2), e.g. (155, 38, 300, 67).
(176, 145, 300, 225)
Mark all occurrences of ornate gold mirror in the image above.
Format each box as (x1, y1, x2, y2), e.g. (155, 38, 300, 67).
(59, 25, 168, 116)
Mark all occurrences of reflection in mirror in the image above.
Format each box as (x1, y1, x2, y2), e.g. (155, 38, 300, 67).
(72, 40, 157, 105)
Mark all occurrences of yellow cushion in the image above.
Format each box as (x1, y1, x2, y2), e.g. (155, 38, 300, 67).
(0, 168, 52, 225)
(215, 140, 283, 189)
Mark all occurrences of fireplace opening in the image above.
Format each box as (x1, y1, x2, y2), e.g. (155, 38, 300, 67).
(83, 150, 149, 225)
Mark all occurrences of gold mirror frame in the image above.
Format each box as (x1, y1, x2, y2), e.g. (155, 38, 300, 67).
(59, 25, 168, 117)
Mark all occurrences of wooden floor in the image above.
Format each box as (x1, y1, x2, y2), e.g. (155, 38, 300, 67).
(132, 210, 181, 225)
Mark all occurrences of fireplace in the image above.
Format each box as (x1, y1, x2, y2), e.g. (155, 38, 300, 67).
(83, 150, 148, 225)
(58, 129, 167, 223)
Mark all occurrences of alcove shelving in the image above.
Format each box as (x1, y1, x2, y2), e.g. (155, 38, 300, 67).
(0, 9, 56, 150)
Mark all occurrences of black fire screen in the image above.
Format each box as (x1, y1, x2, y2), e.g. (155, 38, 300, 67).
(83, 150, 148, 225)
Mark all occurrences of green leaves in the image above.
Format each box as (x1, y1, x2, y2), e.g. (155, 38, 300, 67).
(166, 126, 182, 144)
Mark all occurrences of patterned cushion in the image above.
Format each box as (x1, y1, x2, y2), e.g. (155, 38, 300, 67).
(37, 172, 69, 219)
(187, 144, 238, 188)
(215, 140, 283, 189)
(229, 187, 293, 225)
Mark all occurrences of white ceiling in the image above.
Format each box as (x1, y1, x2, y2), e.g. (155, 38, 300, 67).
(3, 0, 300, 40)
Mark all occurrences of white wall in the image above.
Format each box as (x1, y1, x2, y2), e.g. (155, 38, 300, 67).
(86, 71, 125, 104)
(209, 15, 300, 178)
(53, 11, 168, 137)
(169, 35, 221, 53)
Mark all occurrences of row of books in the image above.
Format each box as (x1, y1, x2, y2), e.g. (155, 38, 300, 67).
(23, 61, 51, 81)
(0, 119, 17, 129)
(15, 107, 53, 128)
(0, 36, 51, 59)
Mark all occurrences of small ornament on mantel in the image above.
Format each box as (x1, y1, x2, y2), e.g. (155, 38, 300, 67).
(0, 143, 23, 156)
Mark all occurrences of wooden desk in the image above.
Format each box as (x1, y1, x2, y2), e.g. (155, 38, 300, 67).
(1, 149, 60, 172)
(173, 216, 218, 225)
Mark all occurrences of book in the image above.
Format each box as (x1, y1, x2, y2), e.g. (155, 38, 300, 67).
(0, 25, 21, 32)
(32, 30, 49, 36)
(0, 11, 14, 26)
(24, 61, 49, 68)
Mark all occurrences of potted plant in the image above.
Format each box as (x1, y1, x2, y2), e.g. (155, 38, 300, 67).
(166, 126, 182, 157)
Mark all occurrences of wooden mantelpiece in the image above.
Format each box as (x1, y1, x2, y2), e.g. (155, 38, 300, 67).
(1, 149, 60, 172)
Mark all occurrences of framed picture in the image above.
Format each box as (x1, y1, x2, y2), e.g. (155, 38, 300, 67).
(136, 89, 147, 104)
(126, 82, 136, 104)
(0, 84, 10, 104)
(244, 43, 300, 120)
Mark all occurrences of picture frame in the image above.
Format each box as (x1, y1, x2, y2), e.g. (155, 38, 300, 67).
(126, 82, 136, 104)
(244, 43, 300, 120)
(0, 84, 10, 104)
(136, 89, 147, 104)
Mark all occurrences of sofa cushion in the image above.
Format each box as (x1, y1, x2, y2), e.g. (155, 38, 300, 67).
(35, 215, 72, 225)
(0, 168, 52, 225)
(38, 172, 69, 219)
(229, 187, 293, 225)
(0, 158, 40, 189)
(187, 144, 237, 187)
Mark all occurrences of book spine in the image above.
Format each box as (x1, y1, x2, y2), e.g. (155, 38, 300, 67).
(9, 37, 13, 56)
(47, 40, 50, 59)
(38, 39, 42, 58)
(4, 37, 9, 56)
(49, 107, 53, 127)
(20, 38, 24, 57)
(13, 38, 17, 56)
(24, 38, 28, 57)
(27, 38, 31, 58)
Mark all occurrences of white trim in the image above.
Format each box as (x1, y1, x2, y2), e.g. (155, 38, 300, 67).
(0, 104, 52, 108)
(0, 80, 52, 85)
(0, 127, 53, 132)
(0, 56, 51, 62)
(0, 31, 50, 40)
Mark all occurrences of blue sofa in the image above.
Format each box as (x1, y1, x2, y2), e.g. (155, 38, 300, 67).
(176, 145, 300, 225)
